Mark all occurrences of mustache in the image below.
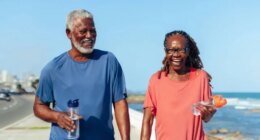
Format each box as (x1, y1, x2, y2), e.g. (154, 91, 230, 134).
(80, 38, 95, 44)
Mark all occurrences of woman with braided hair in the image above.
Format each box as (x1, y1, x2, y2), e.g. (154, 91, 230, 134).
(141, 30, 216, 140)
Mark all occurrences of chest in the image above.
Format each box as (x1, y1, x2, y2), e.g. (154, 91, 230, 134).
(154, 78, 204, 108)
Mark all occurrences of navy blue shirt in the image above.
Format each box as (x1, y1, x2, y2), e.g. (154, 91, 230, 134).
(36, 49, 127, 140)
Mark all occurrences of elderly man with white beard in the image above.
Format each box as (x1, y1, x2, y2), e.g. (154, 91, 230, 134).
(33, 9, 130, 140)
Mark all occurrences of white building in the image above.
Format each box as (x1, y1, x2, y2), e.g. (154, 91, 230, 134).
(0, 70, 17, 88)
(20, 73, 39, 93)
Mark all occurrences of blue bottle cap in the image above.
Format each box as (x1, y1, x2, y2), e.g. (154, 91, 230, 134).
(68, 99, 79, 107)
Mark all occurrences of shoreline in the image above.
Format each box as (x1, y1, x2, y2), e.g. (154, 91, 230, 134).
(127, 94, 145, 104)
(206, 128, 253, 140)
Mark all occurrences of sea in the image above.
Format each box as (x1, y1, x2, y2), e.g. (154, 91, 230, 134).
(129, 92, 260, 140)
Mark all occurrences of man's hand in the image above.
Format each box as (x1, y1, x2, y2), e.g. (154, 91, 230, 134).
(56, 112, 76, 132)
(33, 96, 80, 132)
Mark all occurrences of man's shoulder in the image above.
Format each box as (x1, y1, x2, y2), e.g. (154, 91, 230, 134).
(93, 49, 117, 60)
(93, 49, 114, 57)
(43, 52, 68, 71)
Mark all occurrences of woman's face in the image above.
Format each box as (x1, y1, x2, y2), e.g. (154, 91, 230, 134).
(165, 34, 189, 72)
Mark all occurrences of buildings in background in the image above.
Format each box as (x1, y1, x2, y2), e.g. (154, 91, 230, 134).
(0, 69, 38, 93)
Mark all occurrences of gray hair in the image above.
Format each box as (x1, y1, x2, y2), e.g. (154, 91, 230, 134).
(66, 9, 93, 30)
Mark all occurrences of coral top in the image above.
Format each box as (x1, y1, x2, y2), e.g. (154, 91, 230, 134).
(144, 69, 212, 140)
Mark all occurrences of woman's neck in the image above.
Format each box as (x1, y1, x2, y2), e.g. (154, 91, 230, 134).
(169, 67, 190, 81)
(170, 66, 189, 75)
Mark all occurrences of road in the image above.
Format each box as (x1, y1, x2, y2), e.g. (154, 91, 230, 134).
(0, 94, 34, 129)
(0, 94, 142, 139)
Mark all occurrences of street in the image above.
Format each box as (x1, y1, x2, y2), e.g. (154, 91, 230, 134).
(0, 94, 34, 129)
(0, 94, 141, 139)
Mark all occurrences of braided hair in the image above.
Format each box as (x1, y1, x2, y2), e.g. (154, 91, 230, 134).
(158, 30, 205, 79)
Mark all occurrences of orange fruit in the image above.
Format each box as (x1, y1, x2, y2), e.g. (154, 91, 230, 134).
(213, 95, 227, 108)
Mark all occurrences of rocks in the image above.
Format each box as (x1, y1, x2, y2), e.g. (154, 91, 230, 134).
(206, 128, 252, 140)
(249, 108, 260, 113)
(207, 128, 229, 135)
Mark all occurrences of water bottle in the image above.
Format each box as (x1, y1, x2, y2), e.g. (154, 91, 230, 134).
(67, 99, 80, 139)
(192, 95, 227, 116)
(192, 101, 213, 116)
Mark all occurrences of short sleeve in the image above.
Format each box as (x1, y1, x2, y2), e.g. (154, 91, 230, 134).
(109, 53, 127, 103)
(201, 70, 213, 100)
(36, 65, 54, 103)
(143, 75, 157, 115)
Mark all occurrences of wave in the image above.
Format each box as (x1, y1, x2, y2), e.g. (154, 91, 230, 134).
(226, 98, 260, 109)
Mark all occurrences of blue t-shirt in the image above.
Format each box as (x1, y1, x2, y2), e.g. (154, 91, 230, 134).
(36, 49, 127, 140)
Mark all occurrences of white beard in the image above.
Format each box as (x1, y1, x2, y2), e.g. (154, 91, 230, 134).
(72, 37, 94, 54)
(74, 42, 93, 54)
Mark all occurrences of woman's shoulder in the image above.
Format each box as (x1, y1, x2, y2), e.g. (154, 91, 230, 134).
(149, 70, 166, 81)
(151, 70, 162, 77)
(192, 68, 211, 81)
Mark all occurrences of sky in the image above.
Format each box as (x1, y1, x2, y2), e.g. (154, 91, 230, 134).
(0, 0, 260, 93)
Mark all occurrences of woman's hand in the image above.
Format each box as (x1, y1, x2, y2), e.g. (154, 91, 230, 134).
(200, 105, 216, 122)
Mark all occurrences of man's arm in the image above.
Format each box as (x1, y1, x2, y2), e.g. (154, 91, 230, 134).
(33, 96, 75, 131)
(113, 99, 130, 140)
(141, 107, 154, 140)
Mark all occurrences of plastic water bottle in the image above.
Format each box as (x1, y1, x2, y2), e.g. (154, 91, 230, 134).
(67, 99, 80, 139)
(192, 95, 227, 116)
(192, 101, 213, 116)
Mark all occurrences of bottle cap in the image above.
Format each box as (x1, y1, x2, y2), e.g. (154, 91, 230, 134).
(68, 99, 79, 107)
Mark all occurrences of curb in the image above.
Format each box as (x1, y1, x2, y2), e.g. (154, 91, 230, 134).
(0, 114, 34, 131)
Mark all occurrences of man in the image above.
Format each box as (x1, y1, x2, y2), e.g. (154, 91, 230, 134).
(33, 9, 130, 140)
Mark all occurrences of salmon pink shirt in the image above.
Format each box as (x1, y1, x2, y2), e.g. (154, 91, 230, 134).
(144, 69, 212, 140)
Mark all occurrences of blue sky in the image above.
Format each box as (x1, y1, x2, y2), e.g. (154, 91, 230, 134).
(1, 0, 260, 93)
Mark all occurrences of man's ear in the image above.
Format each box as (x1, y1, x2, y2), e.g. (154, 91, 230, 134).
(66, 29, 72, 39)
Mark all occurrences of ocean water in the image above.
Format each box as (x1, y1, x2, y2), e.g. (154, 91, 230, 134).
(129, 92, 260, 140)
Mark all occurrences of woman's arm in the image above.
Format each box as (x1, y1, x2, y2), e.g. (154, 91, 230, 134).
(141, 107, 154, 140)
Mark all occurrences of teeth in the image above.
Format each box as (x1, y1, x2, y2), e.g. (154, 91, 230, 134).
(171, 60, 182, 66)
(172, 61, 181, 66)
(81, 39, 93, 44)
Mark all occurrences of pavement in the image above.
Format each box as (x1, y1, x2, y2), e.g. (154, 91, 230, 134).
(0, 108, 141, 140)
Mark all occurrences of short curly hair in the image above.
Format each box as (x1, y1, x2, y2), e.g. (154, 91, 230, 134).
(66, 9, 93, 30)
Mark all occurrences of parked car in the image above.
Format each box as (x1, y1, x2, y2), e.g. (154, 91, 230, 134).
(0, 92, 11, 102)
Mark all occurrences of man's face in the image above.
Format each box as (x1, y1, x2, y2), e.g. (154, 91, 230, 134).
(68, 18, 97, 54)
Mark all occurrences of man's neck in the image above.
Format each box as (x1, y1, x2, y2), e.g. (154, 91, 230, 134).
(68, 49, 92, 62)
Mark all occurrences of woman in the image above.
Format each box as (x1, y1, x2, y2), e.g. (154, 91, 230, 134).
(141, 30, 216, 140)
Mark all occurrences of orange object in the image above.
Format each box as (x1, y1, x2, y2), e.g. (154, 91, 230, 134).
(213, 95, 227, 108)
